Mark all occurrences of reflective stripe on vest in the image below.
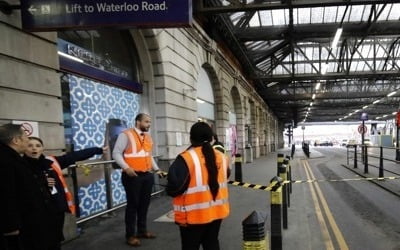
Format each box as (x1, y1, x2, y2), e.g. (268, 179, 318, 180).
(46, 156, 76, 215)
(173, 147, 229, 225)
(123, 129, 152, 172)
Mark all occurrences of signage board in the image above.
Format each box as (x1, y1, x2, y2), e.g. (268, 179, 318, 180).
(12, 120, 39, 137)
(360, 112, 368, 121)
(21, 0, 192, 31)
(357, 124, 367, 134)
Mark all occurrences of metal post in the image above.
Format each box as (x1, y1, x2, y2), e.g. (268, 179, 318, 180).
(353, 145, 357, 168)
(347, 146, 349, 166)
(364, 145, 368, 174)
(361, 120, 365, 163)
(104, 164, 113, 210)
(70, 167, 81, 218)
(396, 126, 400, 161)
(379, 146, 384, 177)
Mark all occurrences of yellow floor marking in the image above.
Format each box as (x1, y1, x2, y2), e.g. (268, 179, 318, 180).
(304, 160, 349, 250)
(301, 160, 335, 250)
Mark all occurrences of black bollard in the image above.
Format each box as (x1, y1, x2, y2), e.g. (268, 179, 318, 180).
(270, 176, 283, 250)
(278, 163, 288, 229)
(242, 211, 268, 250)
(235, 153, 243, 182)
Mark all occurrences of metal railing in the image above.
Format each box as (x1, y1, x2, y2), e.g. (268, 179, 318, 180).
(346, 144, 400, 177)
(67, 159, 164, 224)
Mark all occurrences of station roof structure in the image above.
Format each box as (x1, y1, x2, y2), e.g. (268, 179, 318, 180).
(195, 0, 400, 125)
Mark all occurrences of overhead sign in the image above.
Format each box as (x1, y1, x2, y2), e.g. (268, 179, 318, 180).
(21, 0, 192, 31)
(12, 120, 39, 137)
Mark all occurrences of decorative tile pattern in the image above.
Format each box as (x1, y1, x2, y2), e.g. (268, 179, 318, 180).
(67, 74, 140, 217)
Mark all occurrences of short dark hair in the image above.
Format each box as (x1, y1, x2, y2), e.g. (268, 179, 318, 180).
(0, 123, 23, 145)
(135, 113, 150, 122)
(29, 136, 44, 146)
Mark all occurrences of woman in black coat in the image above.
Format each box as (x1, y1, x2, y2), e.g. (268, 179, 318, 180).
(23, 137, 106, 250)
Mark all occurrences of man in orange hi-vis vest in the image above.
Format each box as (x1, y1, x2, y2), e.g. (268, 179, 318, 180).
(112, 113, 162, 247)
(166, 122, 230, 250)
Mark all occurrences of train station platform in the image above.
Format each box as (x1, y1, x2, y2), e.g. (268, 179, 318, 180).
(62, 146, 400, 250)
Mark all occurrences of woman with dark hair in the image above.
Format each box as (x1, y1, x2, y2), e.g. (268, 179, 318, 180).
(167, 122, 230, 250)
(23, 136, 106, 250)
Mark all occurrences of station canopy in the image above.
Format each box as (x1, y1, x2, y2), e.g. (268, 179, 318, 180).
(195, 1, 400, 125)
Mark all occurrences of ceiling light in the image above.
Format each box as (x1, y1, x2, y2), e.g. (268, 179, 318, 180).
(392, 112, 397, 115)
(308, 107, 311, 111)
(362, 105, 368, 109)
(383, 114, 388, 118)
(312, 93, 316, 99)
(310, 102, 313, 106)
(376, 116, 381, 119)
(387, 91, 396, 97)
(58, 51, 84, 63)
(373, 100, 380, 104)
(354, 110, 360, 113)
(339, 118, 342, 120)
(331, 27, 343, 49)
(315, 82, 321, 90)
(196, 98, 205, 104)
(267, 82, 278, 87)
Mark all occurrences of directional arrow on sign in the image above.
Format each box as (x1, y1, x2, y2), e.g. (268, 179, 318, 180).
(28, 5, 37, 15)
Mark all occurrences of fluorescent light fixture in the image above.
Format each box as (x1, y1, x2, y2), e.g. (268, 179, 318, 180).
(321, 63, 328, 75)
(57, 51, 84, 63)
(331, 27, 343, 49)
(312, 93, 316, 99)
(344, 116, 348, 118)
(383, 114, 388, 118)
(387, 91, 396, 97)
(315, 82, 321, 90)
(310, 102, 313, 106)
(339, 118, 343, 120)
(196, 98, 205, 104)
(376, 116, 381, 119)
(362, 105, 368, 109)
(392, 112, 397, 115)
(308, 107, 311, 111)
(267, 82, 278, 87)
(354, 110, 360, 113)
(373, 100, 380, 104)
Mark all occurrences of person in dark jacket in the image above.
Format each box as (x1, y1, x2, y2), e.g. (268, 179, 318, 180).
(0, 123, 59, 250)
(23, 136, 106, 250)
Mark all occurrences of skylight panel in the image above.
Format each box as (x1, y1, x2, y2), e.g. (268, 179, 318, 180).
(361, 5, 372, 21)
(230, 12, 245, 26)
(324, 7, 337, 23)
(304, 64, 312, 74)
(377, 4, 391, 22)
(348, 5, 364, 22)
(298, 8, 311, 24)
(249, 13, 261, 27)
(259, 10, 273, 26)
(361, 44, 372, 58)
(272, 9, 287, 26)
(388, 4, 400, 20)
(377, 60, 384, 71)
(311, 7, 324, 24)
(376, 46, 386, 58)
(336, 6, 349, 23)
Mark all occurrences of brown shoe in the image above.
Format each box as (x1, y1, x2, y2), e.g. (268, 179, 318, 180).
(138, 232, 156, 239)
(127, 236, 141, 246)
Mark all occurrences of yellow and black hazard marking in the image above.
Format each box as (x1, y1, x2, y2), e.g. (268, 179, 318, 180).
(287, 176, 400, 184)
(228, 180, 279, 191)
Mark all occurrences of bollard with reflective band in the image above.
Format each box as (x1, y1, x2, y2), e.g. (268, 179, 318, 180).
(269, 176, 283, 250)
(278, 163, 288, 229)
(235, 153, 243, 182)
(242, 210, 268, 250)
(285, 156, 292, 195)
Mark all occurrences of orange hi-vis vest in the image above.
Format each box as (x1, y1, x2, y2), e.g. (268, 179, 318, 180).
(123, 129, 153, 172)
(46, 156, 76, 215)
(173, 147, 230, 225)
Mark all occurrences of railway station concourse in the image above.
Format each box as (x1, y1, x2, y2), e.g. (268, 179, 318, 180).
(1, 0, 400, 249)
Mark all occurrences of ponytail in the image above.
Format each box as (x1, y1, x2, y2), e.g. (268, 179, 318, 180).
(202, 141, 219, 200)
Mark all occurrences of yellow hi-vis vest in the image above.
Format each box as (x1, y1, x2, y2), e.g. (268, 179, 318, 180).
(46, 156, 76, 215)
(123, 129, 153, 172)
(173, 147, 230, 225)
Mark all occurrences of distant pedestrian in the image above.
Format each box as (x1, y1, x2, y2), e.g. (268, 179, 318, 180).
(0, 124, 58, 250)
(23, 136, 107, 250)
(112, 113, 162, 247)
(167, 122, 230, 250)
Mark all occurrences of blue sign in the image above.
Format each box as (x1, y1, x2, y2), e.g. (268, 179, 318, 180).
(360, 112, 368, 121)
(21, 0, 192, 31)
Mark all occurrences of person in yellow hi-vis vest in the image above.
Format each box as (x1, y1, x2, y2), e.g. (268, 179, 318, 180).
(167, 122, 230, 250)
